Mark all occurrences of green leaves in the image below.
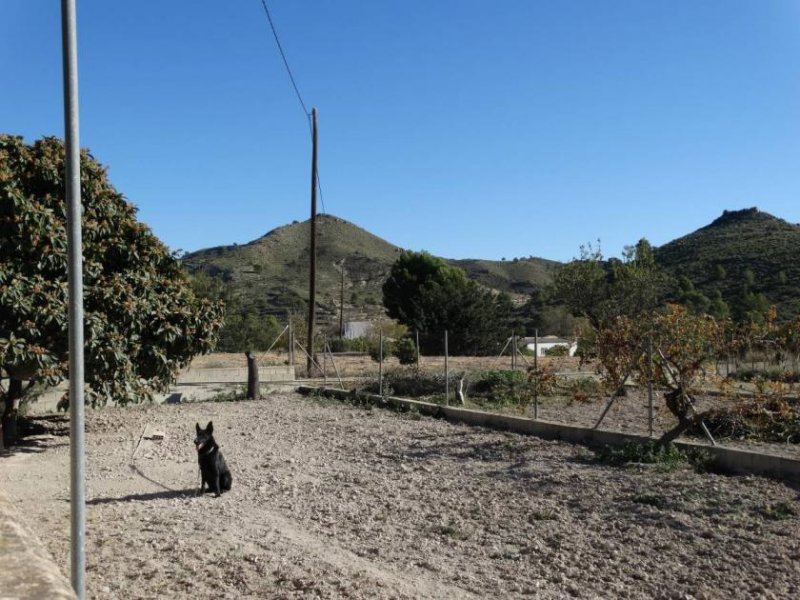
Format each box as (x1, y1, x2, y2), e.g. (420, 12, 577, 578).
(382, 251, 512, 355)
(0, 134, 223, 407)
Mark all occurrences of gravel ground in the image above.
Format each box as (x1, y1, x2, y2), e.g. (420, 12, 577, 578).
(2, 392, 800, 599)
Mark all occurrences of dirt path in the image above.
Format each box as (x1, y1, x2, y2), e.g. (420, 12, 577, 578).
(2, 392, 800, 599)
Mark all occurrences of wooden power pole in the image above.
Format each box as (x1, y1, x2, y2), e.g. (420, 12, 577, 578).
(339, 260, 345, 337)
(307, 107, 318, 376)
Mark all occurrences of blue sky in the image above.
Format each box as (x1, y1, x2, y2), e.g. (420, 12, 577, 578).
(2, 1, 799, 262)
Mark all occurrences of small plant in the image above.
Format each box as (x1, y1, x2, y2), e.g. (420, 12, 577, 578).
(394, 338, 418, 366)
(431, 522, 470, 540)
(544, 344, 569, 357)
(631, 492, 668, 509)
(758, 501, 798, 521)
(565, 376, 602, 404)
(369, 338, 396, 363)
(528, 509, 558, 522)
(596, 441, 689, 471)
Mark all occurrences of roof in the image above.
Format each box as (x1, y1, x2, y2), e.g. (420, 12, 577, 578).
(514, 336, 574, 345)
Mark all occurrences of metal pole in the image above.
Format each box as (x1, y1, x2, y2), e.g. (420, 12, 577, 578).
(533, 329, 539, 419)
(379, 329, 383, 396)
(306, 107, 318, 376)
(647, 335, 654, 438)
(323, 335, 328, 386)
(511, 331, 515, 370)
(61, 1, 85, 597)
(445, 330, 449, 405)
(415, 329, 420, 369)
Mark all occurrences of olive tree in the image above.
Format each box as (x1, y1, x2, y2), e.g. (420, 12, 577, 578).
(0, 135, 222, 446)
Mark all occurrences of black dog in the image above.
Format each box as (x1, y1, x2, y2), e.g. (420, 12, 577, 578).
(194, 421, 232, 497)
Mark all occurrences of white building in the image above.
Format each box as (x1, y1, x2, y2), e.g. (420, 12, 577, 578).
(516, 335, 577, 357)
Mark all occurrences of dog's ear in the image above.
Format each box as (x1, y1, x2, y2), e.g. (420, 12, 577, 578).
(195, 422, 201, 434)
(207, 421, 213, 434)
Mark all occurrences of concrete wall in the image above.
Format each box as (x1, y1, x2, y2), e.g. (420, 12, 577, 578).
(0, 491, 77, 599)
(23, 366, 297, 414)
(177, 365, 295, 384)
(298, 386, 800, 482)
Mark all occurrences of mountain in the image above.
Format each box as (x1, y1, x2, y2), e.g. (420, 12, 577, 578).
(654, 208, 800, 317)
(182, 214, 558, 326)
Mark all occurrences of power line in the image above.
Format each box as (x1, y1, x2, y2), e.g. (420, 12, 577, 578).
(258, 0, 328, 216)
(259, 0, 310, 120)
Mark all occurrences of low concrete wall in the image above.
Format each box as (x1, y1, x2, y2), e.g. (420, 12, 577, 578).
(298, 386, 800, 482)
(177, 365, 295, 384)
(0, 491, 76, 599)
(23, 366, 297, 414)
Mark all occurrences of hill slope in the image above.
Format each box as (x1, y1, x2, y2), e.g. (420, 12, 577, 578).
(182, 214, 558, 326)
(654, 207, 800, 317)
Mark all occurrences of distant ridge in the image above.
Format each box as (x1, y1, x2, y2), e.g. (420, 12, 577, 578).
(654, 207, 800, 317)
(182, 214, 557, 326)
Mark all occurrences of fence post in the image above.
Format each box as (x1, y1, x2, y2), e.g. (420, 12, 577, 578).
(647, 335, 654, 437)
(445, 330, 449, 405)
(379, 329, 384, 396)
(415, 329, 420, 370)
(323, 335, 328, 386)
(533, 328, 539, 420)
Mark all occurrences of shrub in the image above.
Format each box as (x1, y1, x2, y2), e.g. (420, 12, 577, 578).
(596, 441, 711, 472)
(364, 369, 446, 397)
(369, 339, 395, 362)
(394, 338, 418, 365)
(544, 344, 569, 357)
(469, 369, 532, 406)
(328, 337, 368, 353)
(565, 376, 602, 403)
(700, 397, 800, 443)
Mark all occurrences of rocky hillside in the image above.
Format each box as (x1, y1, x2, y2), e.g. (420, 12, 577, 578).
(182, 214, 558, 327)
(654, 207, 800, 318)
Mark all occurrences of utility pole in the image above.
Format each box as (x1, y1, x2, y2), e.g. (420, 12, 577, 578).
(306, 107, 318, 376)
(61, 1, 86, 597)
(339, 259, 345, 337)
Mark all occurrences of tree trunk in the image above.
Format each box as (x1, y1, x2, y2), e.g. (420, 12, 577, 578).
(246, 352, 260, 400)
(2, 379, 23, 448)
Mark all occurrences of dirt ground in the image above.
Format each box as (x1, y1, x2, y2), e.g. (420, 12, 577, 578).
(2, 391, 800, 599)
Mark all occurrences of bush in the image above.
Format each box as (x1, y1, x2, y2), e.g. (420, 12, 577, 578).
(394, 338, 418, 365)
(565, 376, 602, 403)
(596, 441, 710, 472)
(364, 369, 446, 397)
(470, 370, 526, 395)
(369, 339, 395, 363)
(328, 337, 368, 353)
(700, 397, 800, 443)
(470, 369, 532, 406)
(544, 344, 569, 357)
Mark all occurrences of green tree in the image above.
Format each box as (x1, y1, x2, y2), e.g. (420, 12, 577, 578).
(675, 275, 711, 315)
(382, 251, 511, 355)
(0, 135, 222, 446)
(552, 239, 669, 329)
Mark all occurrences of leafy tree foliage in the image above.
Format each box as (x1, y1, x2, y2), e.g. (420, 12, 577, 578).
(552, 239, 669, 329)
(382, 251, 512, 355)
(0, 135, 222, 445)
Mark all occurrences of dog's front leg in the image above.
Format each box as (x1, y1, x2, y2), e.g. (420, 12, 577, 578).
(214, 473, 221, 497)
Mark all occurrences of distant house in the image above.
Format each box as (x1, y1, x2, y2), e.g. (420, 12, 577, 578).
(516, 335, 577, 357)
(343, 320, 371, 340)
